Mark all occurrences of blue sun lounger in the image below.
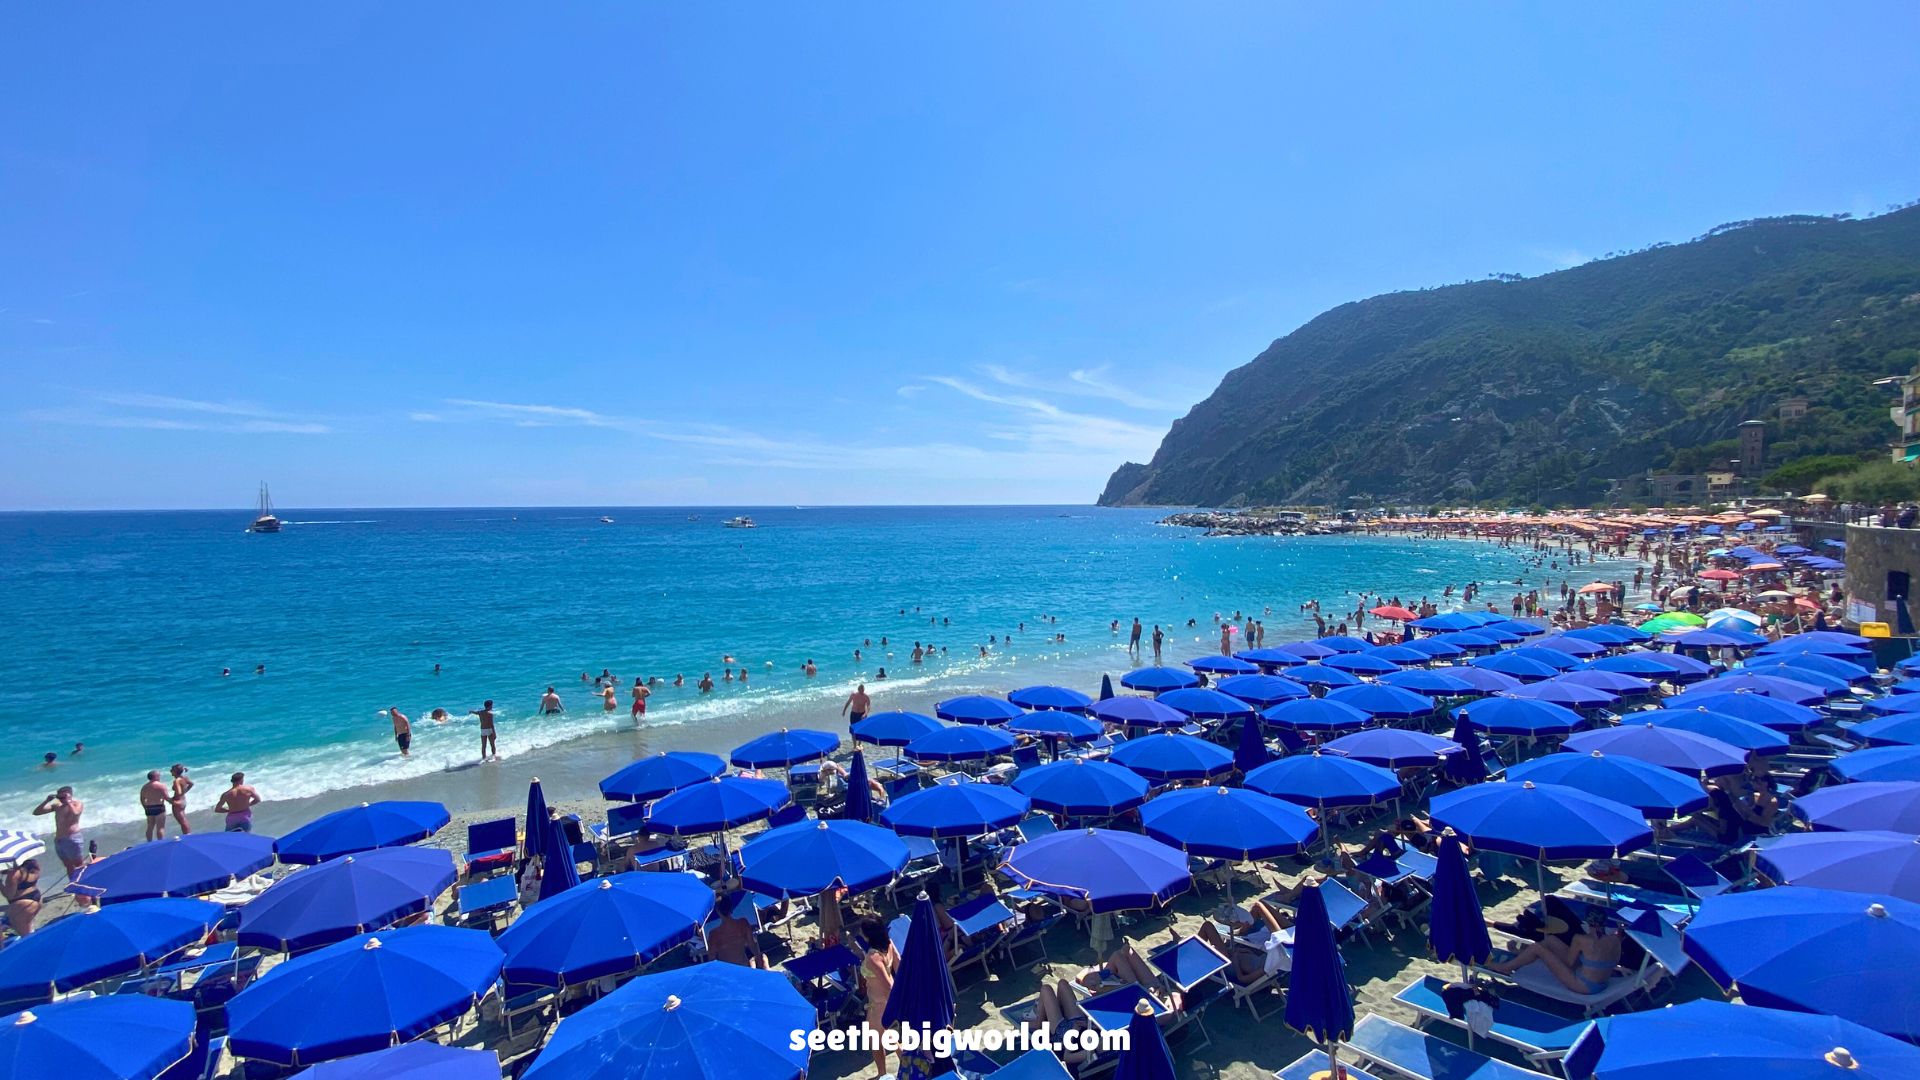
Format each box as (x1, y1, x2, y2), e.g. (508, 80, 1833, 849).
(1346, 1014, 1554, 1080)
(1275, 1050, 1385, 1080)
(1393, 977, 1590, 1069)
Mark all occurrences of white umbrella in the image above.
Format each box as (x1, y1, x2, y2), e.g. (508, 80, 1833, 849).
(0, 830, 46, 868)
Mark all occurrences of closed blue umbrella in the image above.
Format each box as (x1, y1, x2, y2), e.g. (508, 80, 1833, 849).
(1000, 829, 1190, 913)
(1114, 997, 1176, 1080)
(1244, 752, 1400, 809)
(525, 778, 550, 865)
(1110, 733, 1235, 781)
(935, 695, 1025, 725)
(1454, 696, 1582, 737)
(1012, 759, 1149, 817)
(276, 801, 451, 866)
(1794, 781, 1920, 833)
(1444, 714, 1489, 784)
(0, 996, 195, 1080)
(1324, 683, 1436, 720)
(1155, 687, 1256, 720)
(1430, 781, 1652, 861)
(1442, 665, 1526, 694)
(227, 926, 505, 1067)
(239, 847, 457, 952)
(1467, 653, 1560, 682)
(523, 962, 812, 1080)
(882, 783, 1029, 839)
(843, 749, 874, 822)
(1283, 664, 1363, 689)
(295, 1044, 502, 1080)
(1089, 696, 1188, 728)
(1284, 883, 1355, 1065)
(1322, 652, 1401, 676)
(1507, 751, 1709, 818)
(729, 728, 838, 769)
(537, 815, 580, 904)
(1501, 678, 1617, 710)
(1008, 685, 1094, 712)
(739, 820, 908, 898)
(1704, 672, 1828, 704)
(1120, 667, 1199, 693)
(1563, 724, 1747, 777)
(1099, 674, 1115, 701)
(1684, 887, 1920, 1040)
(1140, 787, 1316, 860)
(1214, 674, 1309, 707)
(1640, 707, 1791, 755)
(1584, 652, 1712, 682)
(1755, 832, 1920, 901)
(647, 777, 790, 836)
(1530, 635, 1608, 658)
(1322, 728, 1460, 769)
(880, 893, 956, 1039)
(850, 710, 943, 746)
(1427, 832, 1489, 975)
(1665, 690, 1821, 730)
(1379, 669, 1477, 696)
(0, 898, 222, 1005)
(71, 832, 276, 903)
(1553, 669, 1657, 697)
(1260, 698, 1370, 732)
(906, 725, 1016, 762)
(1581, 999, 1920, 1080)
(599, 752, 727, 802)
(498, 872, 714, 987)
(1186, 655, 1260, 676)
(1234, 716, 1270, 773)
(1851, 714, 1920, 747)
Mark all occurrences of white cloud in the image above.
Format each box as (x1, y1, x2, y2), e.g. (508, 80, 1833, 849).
(925, 375, 1168, 458)
(408, 411, 444, 423)
(26, 394, 333, 434)
(440, 398, 624, 428)
(896, 384, 927, 398)
(1531, 248, 1590, 270)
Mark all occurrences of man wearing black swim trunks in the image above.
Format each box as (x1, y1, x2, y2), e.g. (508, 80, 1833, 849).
(139, 770, 170, 840)
(389, 707, 412, 757)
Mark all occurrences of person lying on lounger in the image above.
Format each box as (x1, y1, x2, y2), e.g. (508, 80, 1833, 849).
(1198, 899, 1291, 985)
(1486, 909, 1623, 994)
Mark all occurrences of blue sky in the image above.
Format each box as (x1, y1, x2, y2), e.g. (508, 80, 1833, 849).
(4, 4, 1917, 509)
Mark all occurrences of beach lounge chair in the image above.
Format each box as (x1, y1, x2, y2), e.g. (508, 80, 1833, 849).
(587, 803, 650, 848)
(766, 802, 808, 829)
(500, 981, 557, 1038)
(1346, 1014, 1555, 1080)
(1016, 813, 1058, 843)
(1011, 745, 1043, 772)
(1474, 918, 1687, 1017)
(887, 835, 944, 905)
(1393, 976, 1591, 1070)
(1275, 1050, 1386, 1080)
(159, 1033, 225, 1080)
(464, 817, 517, 878)
(884, 775, 922, 803)
(947, 894, 1016, 982)
(998, 908, 1064, 965)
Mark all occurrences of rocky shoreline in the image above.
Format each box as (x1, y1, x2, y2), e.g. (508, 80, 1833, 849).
(1158, 510, 1351, 537)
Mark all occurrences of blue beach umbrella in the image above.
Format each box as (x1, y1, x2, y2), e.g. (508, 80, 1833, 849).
(907, 724, 1016, 762)
(1467, 653, 1561, 682)
(1555, 669, 1655, 697)
(647, 776, 790, 836)
(1236, 646, 1312, 667)
(1832, 746, 1920, 783)
(1530, 635, 1608, 658)
(0, 897, 223, 1005)
(1005, 710, 1104, 743)
(1755, 832, 1920, 901)
(1089, 696, 1188, 729)
(1366, 644, 1433, 666)
(1427, 832, 1489, 975)
(1322, 652, 1401, 676)
(1660, 690, 1820, 731)
(537, 815, 580, 903)
(0, 995, 195, 1080)
(1501, 678, 1618, 710)
(1110, 733, 1235, 781)
(1409, 612, 1486, 632)
(1794, 781, 1920, 833)
(498, 872, 714, 987)
(1140, 787, 1317, 860)
(599, 751, 727, 802)
(1763, 653, 1875, 685)
(276, 801, 451, 866)
(1891, 678, 1920, 694)
(295, 1044, 502, 1080)
(1703, 672, 1828, 704)
(1155, 687, 1257, 720)
(1009, 685, 1094, 712)
(1580, 999, 1920, 1080)
(1379, 668, 1477, 696)
(1444, 714, 1489, 784)
(882, 782, 1029, 839)
(1437, 628, 1515, 648)
(1273, 640, 1339, 660)
(1114, 997, 1176, 1080)
(239, 847, 457, 952)
(1284, 884, 1355, 1059)
(1737, 663, 1853, 697)
(842, 748, 875, 822)
(1214, 673, 1309, 707)
(850, 711, 942, 747)
(1313, 635, 1374, 653)
(1563, 724, 1747, 777)
(1565, 624, 1650, 645)
(1323, 683, 1436, 720)
(1429, 781, 1652, 861)
(525, 778, 551, 865)
(1283, 664, 1363, 689)
(1322, 729, 1460, 769)
(523, 962, 812, 1080)
(1640, 706, 1791, 755)
(1000, 829, 1191, 913)
(730, 728, 838, 769)
(739, 820, 908, 898)
(1487, 620, 1546, 638)
(1234, 716, 1270, 773)
(1260, 698, 1370, 732)
(1669, 629, 1766, 650)
(935, 695, 1025, 725)
(1442, 666, 1526, 694)
(71, 832, 276, 903)
(1099, 674, 1114, 701)
(1185, 656, 1260, 676)
(880, 894, 956, 1038)
(1863, 692, 1920, 716)
(1760, 636, 1873, 660)
(1683, 887, 1920, 1040)
(1120, 667, 1199, 693)
(1012, 759, 1150, 817)
(1507, 751, 1709, 819)
(1398, 637, 1467, 660)
(227, 926, 505, 1067)
(1502, 647, 1581, 671)
(1583, 651, 1712, 682)
(1244, 752, 1400, 809)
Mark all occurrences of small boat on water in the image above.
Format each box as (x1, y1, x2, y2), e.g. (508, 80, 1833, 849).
(599, 516, 615, 524)
(248, 483, 282, 533)
(723, 515, 757, 529)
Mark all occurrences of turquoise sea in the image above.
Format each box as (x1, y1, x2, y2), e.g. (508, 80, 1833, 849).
(0, 506, 1630, 832)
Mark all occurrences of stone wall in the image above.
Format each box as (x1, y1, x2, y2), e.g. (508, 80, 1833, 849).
(1843, 524, 1920, 631)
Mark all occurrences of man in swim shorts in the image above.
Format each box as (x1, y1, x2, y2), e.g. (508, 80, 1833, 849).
(539, 687, 564, 715)
(214, 772, 260, 832)
(139, 770, 170, 840)
(32, 787, 86, 887)
(471, 700, 498, 761)
(631, 679, 650, 719)
(842, 683, 871, 729)
(389, 707, 412, 756)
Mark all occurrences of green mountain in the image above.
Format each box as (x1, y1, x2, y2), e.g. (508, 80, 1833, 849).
(1100, 205, 1920, 508)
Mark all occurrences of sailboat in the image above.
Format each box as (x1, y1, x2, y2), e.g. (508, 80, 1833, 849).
(248, 483, 282, 533)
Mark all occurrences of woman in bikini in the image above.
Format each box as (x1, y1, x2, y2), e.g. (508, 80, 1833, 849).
(2, 857, 41, 936)
(859, 920, 898, 1078)
(168, 765, 194, 836)
(1488, 910, 1624, 994)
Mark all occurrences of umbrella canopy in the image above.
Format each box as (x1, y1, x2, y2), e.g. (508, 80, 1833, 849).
(537, 815, 581, 904)
(1554, 669, 1655, 697)
(1455, 695, 1585, 738)
(1467, 653, 1562, 682)
(294, 1044, 502, 1080)
(1683, 887, 1920, 1040)
(599, 752, 727, 802)
(1663, 690, 1821, 731)
(1260, 698, 1371, 732)
(1367, 645, 1433, 668)
(1005, 710, 1104, 742)
(1565, 624, 1651, 645)
(1755, 832, 1920, 901)
(1398, 637, 1468, 660)
(1321, 653, 1402, 676)
(1008, 685, 1094, 712)
(1430, 781, 1652, 860)
(1563, 723, 1747, 777)
(1794, 781, 1920, 833)
(1110, 733, 1235, 782)
(1323, 683, 1436, 720)
(1669, 629, 1766, 650)
(1584, 652, 1712, 682)
(1507, 751, 1709, 818)
(1119, 667, 1200, 693)
(1704, 672, 1828, 705)
(1853, 714, 1920, 747)
(239, 847, 457, 952)
(1244, 752, 1400, 809)
(1000, 829, 1190, 913)
(1185, 656, 1260, 676)
(1530, 635, 1607, 658)
(0, 898, 223, 1005)
(729, 728, 838, 769)
(1639, 707, 1791, 755)
(849, 712, 943, 747)
(1214, 674, 1310, 707)
(1370, 604, 1419, 621)
(1321, 729, 1461, 769)
(1832, 745, 1920, 783)
(227, 926, 505, 1067)
(1114, 997, 1176, 1080)
(1273, 640, 1340, 660)
(1313, 635, 1374, 653)
(1503, 647, 1582, 671)
(1378, 669, 1477, 696)
(1737, 663, 1853, 696)
(1427, 832, 1489, 969)
(906, 725, 1016, 762)
(880, 893, 956, 1035)
(1501, 678, 1618, 710)
(1155, 687, 1257, 720)
(1141, 787, 1317, 860)
(498, 872, 714, 987)
(1487, 620, 1546, 638)
(1580, 999, 1920, 1080)
(646, 777, 790, 835)
(1409, 612, 1490, 632)
(1089, 696, 1188, 728)
(276, 801, 450, 866)
(935, 695, 1025, 725)
(522, 962, 812, 1080)
(739, 820, 908, 897)
(1283, 664, 1363, 688)
(1284, 884, 1354, 1045)
(72, 832, 276, 902)
(0, 995, 195, 1080)
(1237, 646, 1312, 667)
(882, 782, 1029, 839)
(1442, 666, 1526, 694)
(1864, 693, 1920, 716)
(1011, 759, 1150, 816)
(1762, 653, 1875, 685)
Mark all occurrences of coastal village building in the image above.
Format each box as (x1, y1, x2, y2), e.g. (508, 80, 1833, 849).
(1891, 367, 1920, 462)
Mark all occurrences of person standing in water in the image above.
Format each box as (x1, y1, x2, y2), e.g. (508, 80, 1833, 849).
(168, 765, 194, 835)
(472, 700, 499, 761)
(389, 707, 412, 757)
(214, 772, 260, 832)
(539, 687, 564, 715)
(843, 683, 871, 729)
(139, 771, 170, 840)
(601, 683, 618, 712)
(631, 679, 650, 721)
